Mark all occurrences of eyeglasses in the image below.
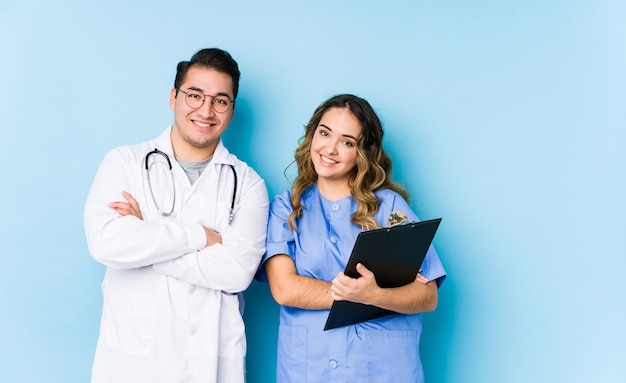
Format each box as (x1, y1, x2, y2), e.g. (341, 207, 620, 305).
(175, 88, 234, 113)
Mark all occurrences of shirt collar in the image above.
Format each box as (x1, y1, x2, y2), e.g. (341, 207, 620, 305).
(153, 125, 235, 166)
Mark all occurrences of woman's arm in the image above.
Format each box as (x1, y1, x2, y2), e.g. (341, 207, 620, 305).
(331, 263, 438, 314)
(265, 254, 334, 310)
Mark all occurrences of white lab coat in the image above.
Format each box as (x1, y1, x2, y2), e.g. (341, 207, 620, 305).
(84, 127, 269, 383)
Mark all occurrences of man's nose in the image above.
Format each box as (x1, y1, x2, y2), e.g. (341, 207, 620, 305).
(198, 96, 216, 117)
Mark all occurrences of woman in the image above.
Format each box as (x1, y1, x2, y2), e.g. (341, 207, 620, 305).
(256, 94, 446, 382)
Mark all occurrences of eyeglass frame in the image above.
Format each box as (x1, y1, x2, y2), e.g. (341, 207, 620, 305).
(175, 87, 235, 113)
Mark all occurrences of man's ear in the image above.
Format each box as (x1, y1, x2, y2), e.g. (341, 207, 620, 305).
(169, 88, 177, 111)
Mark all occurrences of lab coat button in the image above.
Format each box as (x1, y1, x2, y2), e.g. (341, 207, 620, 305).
(329, 360, 338, 368)
(332, 204, 340, 211)
(330, 236, 337, 244)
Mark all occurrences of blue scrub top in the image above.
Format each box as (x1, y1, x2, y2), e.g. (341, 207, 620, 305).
(257, 185, 446, 383)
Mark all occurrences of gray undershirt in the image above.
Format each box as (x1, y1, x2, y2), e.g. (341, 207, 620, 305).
(176, 156, 212, 185)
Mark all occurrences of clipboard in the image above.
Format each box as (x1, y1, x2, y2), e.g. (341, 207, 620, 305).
(323, 218, 442, 331)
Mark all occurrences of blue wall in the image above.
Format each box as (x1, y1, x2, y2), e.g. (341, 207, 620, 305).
(1, 1, 624, 382)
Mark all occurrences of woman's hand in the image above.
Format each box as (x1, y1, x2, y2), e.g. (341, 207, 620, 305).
(331, 263, 381, 305)
(331, 263, 437, 314)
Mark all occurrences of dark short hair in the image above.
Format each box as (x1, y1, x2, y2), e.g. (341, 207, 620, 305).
(174, 48, 241, 99)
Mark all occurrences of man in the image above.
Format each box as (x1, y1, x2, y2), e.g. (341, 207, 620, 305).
(84, 48, 269, 383)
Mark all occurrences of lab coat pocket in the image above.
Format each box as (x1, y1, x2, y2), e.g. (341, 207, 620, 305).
(214, 199, 232, 230)
(100, 268, 157, 360)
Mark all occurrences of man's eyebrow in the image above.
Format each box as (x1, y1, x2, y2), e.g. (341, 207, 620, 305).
(185, 86, 232, 98)
(319, 124, 358, 141)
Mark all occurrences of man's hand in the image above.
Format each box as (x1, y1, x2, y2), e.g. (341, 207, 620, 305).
(203, 225, 222, 247)
(109, 191, 143, 220)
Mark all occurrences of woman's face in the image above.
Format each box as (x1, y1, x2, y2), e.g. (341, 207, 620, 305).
(310, 107, 362, 188)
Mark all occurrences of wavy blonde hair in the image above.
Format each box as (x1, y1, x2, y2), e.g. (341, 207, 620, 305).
(288, 94, 408, 231)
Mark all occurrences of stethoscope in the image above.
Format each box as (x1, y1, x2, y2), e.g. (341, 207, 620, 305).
(145, 148, 238, 224)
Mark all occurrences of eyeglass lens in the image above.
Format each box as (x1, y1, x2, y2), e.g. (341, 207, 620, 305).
(184, 91, 232, 113)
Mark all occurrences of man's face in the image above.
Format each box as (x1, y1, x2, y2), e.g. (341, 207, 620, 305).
(169, 66, 235, 160)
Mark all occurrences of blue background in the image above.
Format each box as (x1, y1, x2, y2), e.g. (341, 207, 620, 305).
(1, 1, 624, 382)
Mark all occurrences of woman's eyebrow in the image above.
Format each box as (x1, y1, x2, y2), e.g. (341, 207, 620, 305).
(319, 124, 358, 141)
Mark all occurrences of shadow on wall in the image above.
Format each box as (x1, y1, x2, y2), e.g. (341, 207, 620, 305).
(222, 96, 258, 167)
(244, 281, 280, 383)
(420, 277, 457, 382)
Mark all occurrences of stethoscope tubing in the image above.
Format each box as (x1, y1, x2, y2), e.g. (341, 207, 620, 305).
(145, 148, 237, 223)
